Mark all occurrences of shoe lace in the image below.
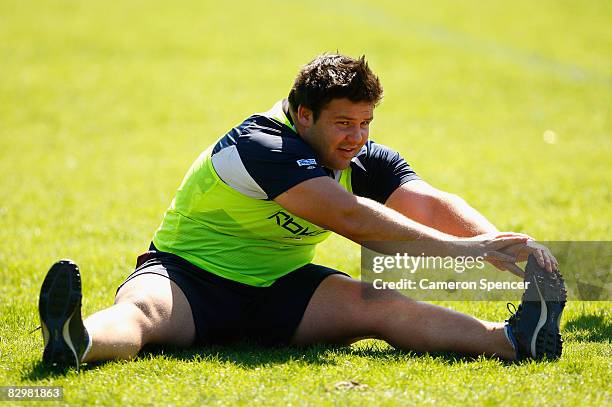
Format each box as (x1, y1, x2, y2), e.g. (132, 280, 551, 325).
(506, 302, 521, 323)
(28, 325, 41, 334)
(507, 302, 517, 314)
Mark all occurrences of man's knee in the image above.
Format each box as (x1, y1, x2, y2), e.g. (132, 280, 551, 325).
(114, 274, 194, 345)
(114, 294, 165, 342)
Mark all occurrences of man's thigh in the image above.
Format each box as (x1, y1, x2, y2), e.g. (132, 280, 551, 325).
(115, 273, 196, 347)
(290, 274, 409, 346)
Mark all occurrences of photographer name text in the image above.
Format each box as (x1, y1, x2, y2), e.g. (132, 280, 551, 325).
(372, 278, 530, 291)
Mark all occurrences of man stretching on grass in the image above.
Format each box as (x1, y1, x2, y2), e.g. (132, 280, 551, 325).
(38, 54, 566, 371)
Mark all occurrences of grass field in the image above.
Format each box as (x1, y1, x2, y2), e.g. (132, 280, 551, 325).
(1, 0, 610, 405)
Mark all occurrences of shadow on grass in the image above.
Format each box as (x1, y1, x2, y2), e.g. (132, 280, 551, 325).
(25, 338, 551, 380)
(139, 342, 367, 367)
(25, 359, 101, 380)
(24, 342, 485, 380)
(564, 312, 611, 342)
(135, 342, 488, 368)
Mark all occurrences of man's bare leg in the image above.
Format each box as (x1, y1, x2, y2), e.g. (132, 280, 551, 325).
(82, 274, 196, 362)
(291, 274, 515, 359)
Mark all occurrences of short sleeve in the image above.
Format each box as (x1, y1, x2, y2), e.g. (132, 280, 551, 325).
(237, 131, 327, 200)
(350, 141, 420, 203)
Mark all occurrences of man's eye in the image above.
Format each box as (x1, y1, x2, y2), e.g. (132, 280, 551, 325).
(337, 121, 350, 126)
(361, 121, 371, 127)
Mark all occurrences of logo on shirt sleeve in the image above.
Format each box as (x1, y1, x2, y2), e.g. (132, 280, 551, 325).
(296, 158, 317, 169)
(297, 158, 317, 166)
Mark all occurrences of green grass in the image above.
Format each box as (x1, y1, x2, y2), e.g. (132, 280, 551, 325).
(1, 0, 610, 405)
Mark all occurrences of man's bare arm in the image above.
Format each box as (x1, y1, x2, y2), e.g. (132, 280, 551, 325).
(384, 180, 558, 274)
(385, 180, 498, 237)
(274, 176, 526, 261)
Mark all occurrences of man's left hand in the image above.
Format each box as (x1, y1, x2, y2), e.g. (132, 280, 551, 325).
(487, 239, 559, 277)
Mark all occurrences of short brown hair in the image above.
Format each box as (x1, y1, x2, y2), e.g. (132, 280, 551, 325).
(288, 54, 383, 121)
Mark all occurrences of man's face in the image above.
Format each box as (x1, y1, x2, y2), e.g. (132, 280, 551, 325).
(298, 98, 374, 170)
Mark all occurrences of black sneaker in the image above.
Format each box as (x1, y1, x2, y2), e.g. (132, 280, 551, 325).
(39, 260, 89, 371)
(505, 254, 567, 360)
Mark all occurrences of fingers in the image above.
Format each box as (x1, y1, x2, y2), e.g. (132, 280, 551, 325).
(483, 250, 517, 264)
(525, 241, 558, 272)
(534, 249, 547, 271)
(469, 233, 559, 274)
(489, 235, 559, 273)
(486, 259, 507, 272)
(486, 256, 525, 278)
(538, 248, 556, 273)
(501, 262, 526, 279)
(494, 232, 532, 240)
(487, 236, 530, 251)
(520, 245, 557, 272)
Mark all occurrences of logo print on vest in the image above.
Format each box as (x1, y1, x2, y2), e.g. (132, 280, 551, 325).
(267, 210, 327, 237)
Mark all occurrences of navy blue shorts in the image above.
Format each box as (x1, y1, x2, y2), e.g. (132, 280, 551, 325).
(116, 245, 348, 346)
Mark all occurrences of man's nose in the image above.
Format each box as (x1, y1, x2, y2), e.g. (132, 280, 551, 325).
(346, 125, 364, 143)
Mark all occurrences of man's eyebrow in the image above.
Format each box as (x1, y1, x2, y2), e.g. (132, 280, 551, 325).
(334, 115, 374, 121)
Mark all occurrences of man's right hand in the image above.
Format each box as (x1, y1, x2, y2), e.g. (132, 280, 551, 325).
(465, 233, 558, 277)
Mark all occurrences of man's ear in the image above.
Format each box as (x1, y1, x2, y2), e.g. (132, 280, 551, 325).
(297, 105, 314, 128)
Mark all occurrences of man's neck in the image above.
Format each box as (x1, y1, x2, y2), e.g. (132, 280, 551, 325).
(283, 99, 304, 137)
